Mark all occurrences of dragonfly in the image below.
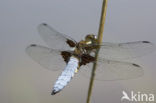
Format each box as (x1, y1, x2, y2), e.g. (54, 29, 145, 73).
(26, 23, 155, 95)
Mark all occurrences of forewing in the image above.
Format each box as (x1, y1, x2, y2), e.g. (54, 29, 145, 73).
(26, 44, 67, 71)
(98, 41, 155, 60)
(79, 58, 144, 81)
(38, 23, 77, 50)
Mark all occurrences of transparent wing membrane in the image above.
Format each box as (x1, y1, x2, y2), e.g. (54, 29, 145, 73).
(79, 58, 144, 81)
(26, 44, 144, 80)
(27, 24, 155, 81)
(26, 44, 66, 71)
(98, 41, 155, 60)
(38, 23, 77, 50)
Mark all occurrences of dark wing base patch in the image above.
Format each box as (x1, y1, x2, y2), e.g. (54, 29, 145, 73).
(61, 51, 72, 63)
(80, 54, 95, 66)
(66, 39, 76, 47)
(61, 51, 95, 66)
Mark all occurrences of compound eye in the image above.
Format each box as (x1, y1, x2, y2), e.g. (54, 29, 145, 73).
(94, 35, 97, 39)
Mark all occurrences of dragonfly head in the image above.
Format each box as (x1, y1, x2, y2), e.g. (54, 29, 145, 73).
(85, 34, 98, 45)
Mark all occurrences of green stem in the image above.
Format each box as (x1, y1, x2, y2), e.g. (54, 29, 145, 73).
(86, 0, 108, 103)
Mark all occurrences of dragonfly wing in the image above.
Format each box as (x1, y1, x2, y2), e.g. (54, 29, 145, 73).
(26, 44, 69, 71)
(38, 23, 77, 50)
(79, 58, 144, 81)
(98, 41, 155, 60)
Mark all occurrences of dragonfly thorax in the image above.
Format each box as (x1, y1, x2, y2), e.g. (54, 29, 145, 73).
(70, 34, 98, 66)
(74, 34, 98, 55)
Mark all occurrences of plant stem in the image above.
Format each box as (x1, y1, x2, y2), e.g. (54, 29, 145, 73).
(86, 0, 108, 103)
